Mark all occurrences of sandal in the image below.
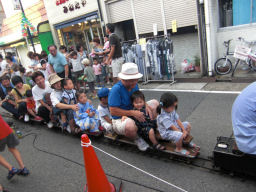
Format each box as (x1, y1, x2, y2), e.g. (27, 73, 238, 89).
(7, 167, 18, 180)
(188, 142, 200, 151)
(0, 184, 9, 192)
(17, 167, 29, 176)
(153, 143, 166, 150)
(175, 149, 190, 156)
(74, 128, 81, 134)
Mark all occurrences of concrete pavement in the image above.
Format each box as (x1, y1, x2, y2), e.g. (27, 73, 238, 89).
(1, 90, 256, 192)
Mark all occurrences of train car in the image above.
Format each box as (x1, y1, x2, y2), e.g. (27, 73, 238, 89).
(213, 136, 256, 177)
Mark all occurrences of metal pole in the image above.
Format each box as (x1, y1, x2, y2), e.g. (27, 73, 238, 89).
(130, 0, 139, 40)
(18, 0, 36, 53)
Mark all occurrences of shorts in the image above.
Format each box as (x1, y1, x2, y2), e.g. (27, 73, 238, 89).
(87, 82, 95, 93)
(72, 70, 83, 83)
(112, 118, 130, 136)
(111, 57, 124, 78)
(0, 133, 19, 152)
(53, 107, 74, 121)
(101, 65, 107, 76)
(161, 121, 190, 143)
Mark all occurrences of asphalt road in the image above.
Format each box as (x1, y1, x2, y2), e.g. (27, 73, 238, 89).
(1, 90, 256, 192)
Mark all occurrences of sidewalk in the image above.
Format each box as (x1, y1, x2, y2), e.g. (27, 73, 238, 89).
(138, 81, 251, 92)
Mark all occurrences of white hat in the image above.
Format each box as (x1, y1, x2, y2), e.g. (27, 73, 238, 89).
(82, 58, 90, 65)
(118, 63, 143, 80)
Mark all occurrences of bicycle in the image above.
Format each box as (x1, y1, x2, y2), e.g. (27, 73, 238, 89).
(231, 37, 256, 77)
(214, 39, 234, 75)
(214, 38, 256, 76)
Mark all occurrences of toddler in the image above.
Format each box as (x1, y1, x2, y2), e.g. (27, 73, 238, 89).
(157, 92, 200, 155)
(74, 90, 100, 133)
(25, 90, 43, 121)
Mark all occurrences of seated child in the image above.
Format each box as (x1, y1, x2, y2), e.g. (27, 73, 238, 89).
(25, 90, 43, 121)
(74, 90, 100, 133)
(97, 88, 112, 133)
(157, 92, 200, 155)
(4, 87, 16, 108)
(128, 91, 165, 150)
(60, 78, 76, 131)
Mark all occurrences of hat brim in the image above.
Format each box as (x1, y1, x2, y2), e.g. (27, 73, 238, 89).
(118, 73, 143, 80)
(49, 77, 63, 87)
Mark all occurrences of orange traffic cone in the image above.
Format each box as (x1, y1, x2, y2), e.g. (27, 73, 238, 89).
(81, 134, 116, 192)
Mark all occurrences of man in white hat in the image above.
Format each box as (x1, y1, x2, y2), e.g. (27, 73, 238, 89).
(48, 73, 79, 133)
(108, 63, 159, 151)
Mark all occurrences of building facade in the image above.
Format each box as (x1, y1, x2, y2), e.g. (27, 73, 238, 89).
(0, 0, 48, 67)
(43, 0, 104, 53)
(99, 0, 201, 74)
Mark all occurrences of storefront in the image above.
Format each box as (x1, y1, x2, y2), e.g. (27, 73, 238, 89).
(44, 0, 104, 53)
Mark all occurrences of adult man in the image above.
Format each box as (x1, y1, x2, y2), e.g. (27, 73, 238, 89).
(105, 23, 124, 84)
(48, 45, 69, 79)
(32, 71, 53, 128)
(108, 63, 158, 151)
(232, 82, 256, 154)
(0, 75, 20, 119)
(48, 73, 79, 133)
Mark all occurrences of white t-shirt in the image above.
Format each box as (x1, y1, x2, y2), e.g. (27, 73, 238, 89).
(70, 55, 83, 72)
(97, 104, 112, 124)
(32, 81, 53, 112)
(0, 60, 7, 76)
(50, 89, 63, 107)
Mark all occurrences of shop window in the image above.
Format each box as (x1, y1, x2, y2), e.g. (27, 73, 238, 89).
(219, 0, 256, 27)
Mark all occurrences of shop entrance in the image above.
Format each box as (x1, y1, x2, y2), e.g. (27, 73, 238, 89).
(55, 14, 104, 53)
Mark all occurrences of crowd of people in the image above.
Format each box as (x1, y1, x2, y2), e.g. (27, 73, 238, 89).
(0, 23, 202, 191)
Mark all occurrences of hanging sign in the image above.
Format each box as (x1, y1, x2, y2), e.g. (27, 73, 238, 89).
(153, 23, 158, 36)
(172, 20, 177, 33)
(21, 13, 38, 37)
(56, 0, 87, 13)
(12, 0, 21, 10)
(139, 38, 146, 45)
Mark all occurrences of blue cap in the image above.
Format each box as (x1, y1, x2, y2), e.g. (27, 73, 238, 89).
(97, 87, 109, 98)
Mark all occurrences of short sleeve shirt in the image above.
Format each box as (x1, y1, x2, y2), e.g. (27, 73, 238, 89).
(98, 104, 112, 124)
(32, 81, 53, 112)
(108, 81, 139, 119)
(84, 66, 96, 82)
(93, 64, 102, 75)
(70, 55, 83, 72)
(232, 82, 256, 154)
(0, 115, 13, 140)
(157, 110, 180, 136)
(109, 33, 122, 59)
(48, 52, 67, 73)
(11, 84, 31, 100)
(50, 89, 63, 107)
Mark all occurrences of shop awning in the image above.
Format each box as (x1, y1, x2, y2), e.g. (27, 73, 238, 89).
(54, 11, 98, 30)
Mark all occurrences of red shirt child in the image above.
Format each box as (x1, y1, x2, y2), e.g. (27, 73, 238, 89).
(0, 115, 13, 140)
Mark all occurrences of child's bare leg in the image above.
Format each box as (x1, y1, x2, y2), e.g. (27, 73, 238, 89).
(186, 123, 191, 134)
(76, 82, 80, 90)
(69, 119, 77, 132)
(149, 129, 158, 145)
(8, 148, 24, 169)
(0, 154, 12, 171)
(176, 137, 184, 151)
(27, 109, 37, 118)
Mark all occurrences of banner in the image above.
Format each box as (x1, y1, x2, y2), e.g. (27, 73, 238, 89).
(13, 0, 21, 10)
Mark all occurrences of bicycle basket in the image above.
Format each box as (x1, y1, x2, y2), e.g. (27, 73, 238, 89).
(234, 45, 251, 61)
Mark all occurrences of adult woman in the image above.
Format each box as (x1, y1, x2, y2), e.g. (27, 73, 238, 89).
(27, 51, 38, 71)
(11, 76, 31, 122)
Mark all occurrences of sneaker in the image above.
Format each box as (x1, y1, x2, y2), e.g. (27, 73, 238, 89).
(47, 121, 54, 129)
(24, 114, 29, 122)
(33, 116, 43, 121)
(66, 125, 72, 134)
(134, 137, 149, 151)
(7, 167, 18, 180)
(17, 167, 29, 176)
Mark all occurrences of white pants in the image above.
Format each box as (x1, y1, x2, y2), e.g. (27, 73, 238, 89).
(101, 121, 113, 133)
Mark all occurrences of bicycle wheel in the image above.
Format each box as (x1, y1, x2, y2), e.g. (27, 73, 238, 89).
(214, 58, 233, 75)
(249, 58, 256, 71)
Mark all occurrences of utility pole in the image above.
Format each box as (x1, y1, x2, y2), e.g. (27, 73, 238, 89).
(18, 0, 36, 53)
